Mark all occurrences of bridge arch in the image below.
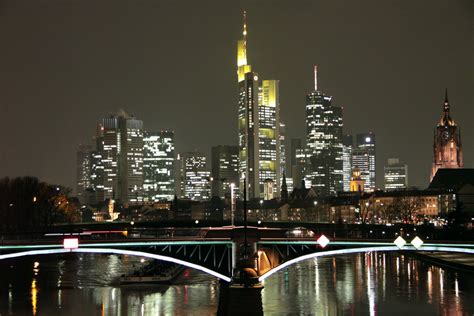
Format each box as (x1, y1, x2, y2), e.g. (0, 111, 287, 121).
(0, 247, 232, 282)
(258, 246, 474, 282)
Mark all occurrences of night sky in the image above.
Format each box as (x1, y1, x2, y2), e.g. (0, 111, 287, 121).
(0, 0, 472, 191)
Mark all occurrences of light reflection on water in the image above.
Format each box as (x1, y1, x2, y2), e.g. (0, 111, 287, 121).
(0, 252, 474, 315)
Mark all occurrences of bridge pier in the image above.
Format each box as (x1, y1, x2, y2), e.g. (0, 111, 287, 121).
(217, 280, 264, 316)
(217, 227, 264, 315)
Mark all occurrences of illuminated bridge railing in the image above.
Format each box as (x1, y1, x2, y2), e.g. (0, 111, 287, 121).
(256, 239, 474, 281)
(0, 240, 234, 282)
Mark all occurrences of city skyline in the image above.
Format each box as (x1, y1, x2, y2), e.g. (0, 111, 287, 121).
(0, 0, 472, 191)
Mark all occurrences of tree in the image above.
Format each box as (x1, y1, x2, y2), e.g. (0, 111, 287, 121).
(0, 176, 79, 231)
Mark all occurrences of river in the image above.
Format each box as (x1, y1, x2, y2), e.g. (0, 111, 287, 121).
(0, 252, 473, 315)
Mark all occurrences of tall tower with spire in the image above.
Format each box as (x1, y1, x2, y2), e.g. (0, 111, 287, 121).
(237, 12, 282, 200)
(304, 66, 344, 196)
(430, 89, 463, 180)
(237, 11, 260, 199)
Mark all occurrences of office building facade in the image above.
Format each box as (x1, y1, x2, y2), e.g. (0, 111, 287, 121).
(143, 131, 175, 201)
(352, 132, 376, 192)
(305, 66, 344, 196)
(211, 145, 239, 199)
(183, 152, 211, 201)
(384, 158, 408, 191)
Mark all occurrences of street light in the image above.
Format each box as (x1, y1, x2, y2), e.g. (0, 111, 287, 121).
(242, 172, 248, 258)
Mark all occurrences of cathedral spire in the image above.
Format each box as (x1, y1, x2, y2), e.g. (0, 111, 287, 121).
(444, 88, 449, 113)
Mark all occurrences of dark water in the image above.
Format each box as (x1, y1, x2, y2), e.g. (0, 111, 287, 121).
(0, 252, 473, 315)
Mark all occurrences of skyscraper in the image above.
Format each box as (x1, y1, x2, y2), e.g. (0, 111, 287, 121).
(305, 66, 344, 196)
(143, 130, 175, 202)
(183, 152, 211, 201)
(237, 12, 260, 199)
(96, 111, 144, 203)
(342, 134, 353, 192)
(384, 158, 408, 191)
(352, 132, 376, 192)
(430, 89, 463, 181)
(211, 145, 239, 199)
(174, 153, 185, 199)
(258, 80, 281, 199)
(237, 12, 282, 200)
(279, 122, 286, 186)
(76, 144, 92, 203)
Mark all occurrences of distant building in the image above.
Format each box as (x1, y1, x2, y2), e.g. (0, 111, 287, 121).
(76, 144, 92, 203)
(236, 12, 282, 199)
(290, 138, 302, 178)
(143, 131, 175, 202)
(342, 134, 353, 192)
(384, 158, 408, 191)
(175, 153, 185, 198)
(279, 122, 286, 186)
(431, 89, 463, 181)
(183, 152, 211, 201)
(352, 132, 376, 192)
(237, 13, 260, 199)
(305, 66, 344, 196)
(350, 168, 365, 193)
(360, 190, 455, 223)
(95, 111, 144, 203)
(211, 145, 239, 199)
(259, 79, 281, 198)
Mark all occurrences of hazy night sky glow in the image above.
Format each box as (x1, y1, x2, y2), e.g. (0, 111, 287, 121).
(0, 0, 472, 190)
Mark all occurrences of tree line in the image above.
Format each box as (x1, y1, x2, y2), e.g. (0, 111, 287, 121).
(0, 177, 81, 231)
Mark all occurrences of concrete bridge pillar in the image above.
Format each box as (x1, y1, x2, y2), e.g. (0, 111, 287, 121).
(216, 227, 264, 315)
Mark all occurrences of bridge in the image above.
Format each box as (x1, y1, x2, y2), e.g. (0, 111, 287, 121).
(1, 226, 474, 284)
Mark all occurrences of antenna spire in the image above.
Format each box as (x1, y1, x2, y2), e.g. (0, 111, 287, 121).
(445, 88, 448, 103)
(243, 11, 247, 39)
(314, 65, 318, 91)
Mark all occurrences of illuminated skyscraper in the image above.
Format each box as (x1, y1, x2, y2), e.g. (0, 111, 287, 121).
(237, 12, 282, 199)
(258, 80, 281, 198)
(352, 132, 376, 192)
(174, 153, 185, 198)
(305, 66, 344, 196)
(384, 158, 408, 191)
(143, 131, 175, 201)
(430, 89, 463, 180)
(183, 152, 211, 201)
(96, 111, 144, 203)
(211, 145, 239, 199)
(342, 134, 353, 191)
(237, 12, 259, 199)
(76, 144, 92, 203)
(279, 122, 286, 187)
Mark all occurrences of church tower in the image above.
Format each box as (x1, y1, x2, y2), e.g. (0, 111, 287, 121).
(430, 89, 463, 181)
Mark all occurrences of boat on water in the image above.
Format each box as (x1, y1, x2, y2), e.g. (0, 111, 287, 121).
(120, 261, 185, 285)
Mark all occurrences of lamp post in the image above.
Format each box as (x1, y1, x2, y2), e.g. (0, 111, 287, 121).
(243, 174, 248, 258)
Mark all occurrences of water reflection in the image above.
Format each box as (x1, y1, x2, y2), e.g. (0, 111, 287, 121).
(0, 252, 474, 315)
(262, 252, 474, 315)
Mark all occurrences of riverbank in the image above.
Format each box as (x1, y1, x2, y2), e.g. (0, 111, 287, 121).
(411, 251, 474, 273)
